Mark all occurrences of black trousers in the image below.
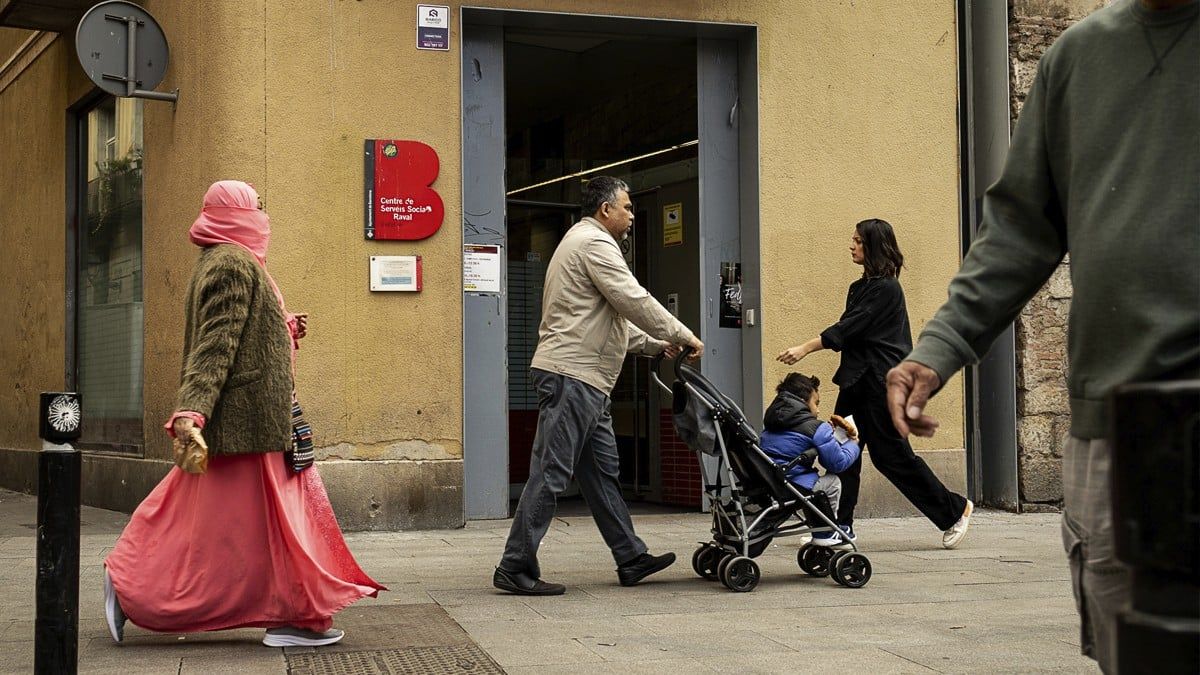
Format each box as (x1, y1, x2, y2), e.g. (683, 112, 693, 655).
(833, 373, 967, 530)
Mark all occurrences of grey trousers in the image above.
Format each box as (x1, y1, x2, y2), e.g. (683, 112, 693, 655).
(500, 369, 648, 577)
(812, 473, 842, 516)
(1061, 435, 1131, 674)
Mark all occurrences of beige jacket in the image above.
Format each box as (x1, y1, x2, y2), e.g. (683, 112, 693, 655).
(531, 217, 697, 393)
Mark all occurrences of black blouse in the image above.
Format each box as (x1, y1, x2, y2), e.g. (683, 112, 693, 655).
(819, 276, 913, 388)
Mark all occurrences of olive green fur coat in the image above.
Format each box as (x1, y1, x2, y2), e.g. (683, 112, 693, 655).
(175, 244, 293, 456)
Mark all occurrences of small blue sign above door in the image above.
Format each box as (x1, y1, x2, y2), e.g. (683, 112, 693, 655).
(417, 5, 450, 51)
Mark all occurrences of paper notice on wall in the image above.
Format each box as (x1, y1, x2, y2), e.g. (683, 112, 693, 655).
(663, 203, 683, 247)
(463, 244, 502, 293)
(370, 255, 422, 292)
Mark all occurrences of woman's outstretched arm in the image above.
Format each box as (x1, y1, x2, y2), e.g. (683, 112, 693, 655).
(777, 336, 824, 365)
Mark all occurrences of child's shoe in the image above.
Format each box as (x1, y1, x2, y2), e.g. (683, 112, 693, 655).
(810, 529, 847, 548)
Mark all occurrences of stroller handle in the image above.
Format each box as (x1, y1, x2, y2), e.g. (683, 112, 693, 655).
(649, 346, 695, 396)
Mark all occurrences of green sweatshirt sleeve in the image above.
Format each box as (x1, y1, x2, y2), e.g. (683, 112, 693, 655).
(908, 55, 1068, 385)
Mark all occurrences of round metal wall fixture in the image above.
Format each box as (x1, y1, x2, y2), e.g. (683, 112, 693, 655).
(75, 0, 170, 97)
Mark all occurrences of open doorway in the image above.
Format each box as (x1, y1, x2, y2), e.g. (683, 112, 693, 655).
(503, 30, 701, 509)
(463, 10, 760, 520)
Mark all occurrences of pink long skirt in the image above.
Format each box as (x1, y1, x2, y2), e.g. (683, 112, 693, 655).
(105, 453, 385, 633)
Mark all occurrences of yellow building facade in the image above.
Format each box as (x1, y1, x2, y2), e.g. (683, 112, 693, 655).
(0, 1, 969, 529)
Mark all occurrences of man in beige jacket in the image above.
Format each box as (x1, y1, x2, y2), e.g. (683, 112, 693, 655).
(494, 176, 704, 596)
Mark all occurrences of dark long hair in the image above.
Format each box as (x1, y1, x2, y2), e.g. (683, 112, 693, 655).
(857, 218, 904, 279)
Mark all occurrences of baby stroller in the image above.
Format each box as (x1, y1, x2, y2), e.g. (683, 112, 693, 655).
(651, 349, 872, 591)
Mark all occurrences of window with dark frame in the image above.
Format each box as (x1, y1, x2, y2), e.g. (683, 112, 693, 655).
(75, 96, 144, 452)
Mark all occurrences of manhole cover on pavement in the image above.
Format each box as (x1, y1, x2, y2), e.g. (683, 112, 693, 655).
(286, 645, 504, 674)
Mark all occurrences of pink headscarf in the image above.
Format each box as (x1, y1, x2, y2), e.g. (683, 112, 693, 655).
(167, 181, 298, 437)
(190, 180, 271, 264)
(189, 180, 297, 347)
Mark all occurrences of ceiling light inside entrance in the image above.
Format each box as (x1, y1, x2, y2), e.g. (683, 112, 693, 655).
(506, 140, 699, 196)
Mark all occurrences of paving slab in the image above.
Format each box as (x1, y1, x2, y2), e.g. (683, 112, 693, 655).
(472, 633, 606, 668)
(572, 628, 795, 661)
(504, 657, 722, 675)
(0, 488, 1099, 674)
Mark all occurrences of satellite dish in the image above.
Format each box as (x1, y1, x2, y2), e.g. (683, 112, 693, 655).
(75, 1, 177, 103)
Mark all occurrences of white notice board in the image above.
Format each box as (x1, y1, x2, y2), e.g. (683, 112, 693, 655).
(370, 255, 422, 292)
(463, 244, 502, 293)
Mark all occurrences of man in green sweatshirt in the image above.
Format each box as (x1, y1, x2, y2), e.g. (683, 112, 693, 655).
(885, 1, 1198, 671)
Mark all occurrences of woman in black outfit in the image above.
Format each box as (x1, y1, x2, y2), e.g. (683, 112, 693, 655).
(778, 218, 973, 549)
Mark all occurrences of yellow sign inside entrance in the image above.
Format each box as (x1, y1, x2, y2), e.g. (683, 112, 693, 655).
(663, 203, 683, 247)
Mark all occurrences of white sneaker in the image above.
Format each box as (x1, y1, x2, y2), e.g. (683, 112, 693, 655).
(942, 500, 974, 549)
(104, 568, 126, 643)
(263, 626, 345, 647)
(809, 531, 842, 547)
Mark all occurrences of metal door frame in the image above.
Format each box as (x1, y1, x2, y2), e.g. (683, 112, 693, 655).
(462, 24, 510, 519)
(461, 8, 760, 519)
(956, 0, 1019, 510)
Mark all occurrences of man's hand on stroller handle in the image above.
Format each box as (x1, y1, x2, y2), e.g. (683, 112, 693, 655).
(661, 337, 702, 361)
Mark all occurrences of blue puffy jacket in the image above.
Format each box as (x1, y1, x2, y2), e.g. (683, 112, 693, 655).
(759, 391, 861, 490)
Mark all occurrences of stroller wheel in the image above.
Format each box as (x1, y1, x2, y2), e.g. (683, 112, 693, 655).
(720, 556, 761, 592)
(716, 552, 737, 583)
(831, 552, 872, 588)
(797, 544, 834, 577)
(692, 545, 721, 580)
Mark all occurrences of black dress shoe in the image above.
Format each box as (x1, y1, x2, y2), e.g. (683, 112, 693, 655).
(493, 567, 566, 596)
(617, 552, 677, 586)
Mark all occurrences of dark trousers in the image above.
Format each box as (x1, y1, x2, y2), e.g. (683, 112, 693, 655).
(834, 373, 967, 530)
(500, 369, 647, 577)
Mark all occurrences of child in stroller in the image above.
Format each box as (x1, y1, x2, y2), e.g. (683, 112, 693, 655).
(657, 349, 873, 590)
(760, 373, 861, 548)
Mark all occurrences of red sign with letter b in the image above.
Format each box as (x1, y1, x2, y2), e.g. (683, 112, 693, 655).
(364, 139, 445, 240)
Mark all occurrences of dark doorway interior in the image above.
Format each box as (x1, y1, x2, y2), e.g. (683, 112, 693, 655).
(503, 29, 700, 509)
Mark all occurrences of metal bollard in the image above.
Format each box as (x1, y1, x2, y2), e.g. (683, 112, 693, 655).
(35, 392, 83, 675)
(1110, 381, 1200, 674)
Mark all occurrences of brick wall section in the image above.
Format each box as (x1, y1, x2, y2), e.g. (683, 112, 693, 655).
(659, 409, 702, 506)
(1008, 1, 1110, 510)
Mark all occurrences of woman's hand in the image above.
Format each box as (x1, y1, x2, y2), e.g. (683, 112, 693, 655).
(173, 426, 209, 474)
(777, 344, 808, 365)
(173, 416, 195, 439)
(294, 313, 309, 339)
(777, 337, 824, 365)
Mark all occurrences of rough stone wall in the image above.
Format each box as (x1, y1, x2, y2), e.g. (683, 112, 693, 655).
(1008, 0, 1111, 511)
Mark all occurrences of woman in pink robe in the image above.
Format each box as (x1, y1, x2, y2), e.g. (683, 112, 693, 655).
(104, 181, 383, 647)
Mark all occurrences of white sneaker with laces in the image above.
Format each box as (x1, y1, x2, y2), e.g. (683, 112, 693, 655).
(104, 568, 126, 643)
(942, 500, 974, 549)
(263, 626, 346, 647)
(809, 531, 841, 547)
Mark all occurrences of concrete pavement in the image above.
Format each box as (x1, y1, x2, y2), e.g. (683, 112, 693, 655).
(0, 488, 1095, 673)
